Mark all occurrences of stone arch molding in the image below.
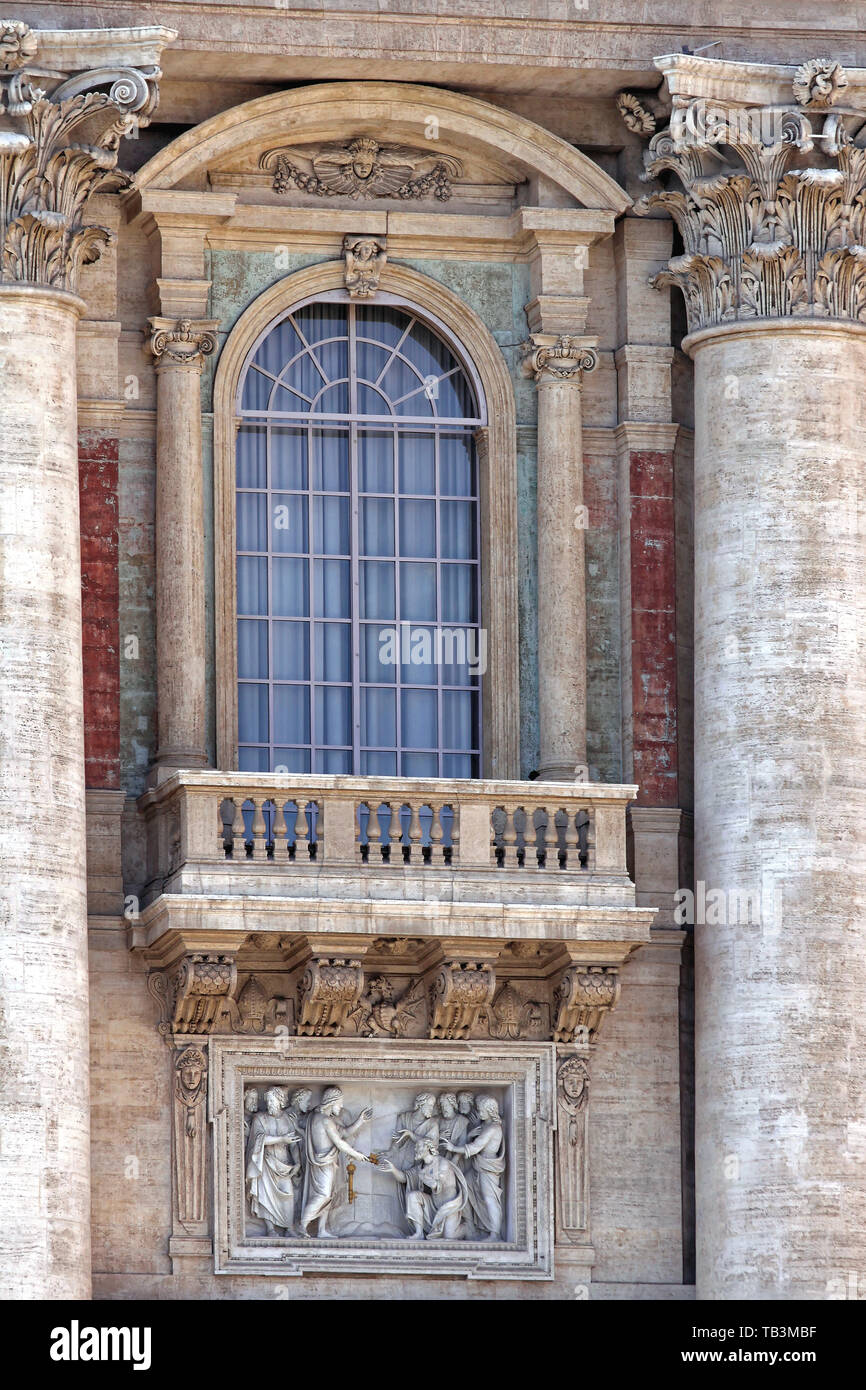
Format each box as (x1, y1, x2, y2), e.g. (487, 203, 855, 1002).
(213, 259, 521, 778)
(134, 80, 629, 211)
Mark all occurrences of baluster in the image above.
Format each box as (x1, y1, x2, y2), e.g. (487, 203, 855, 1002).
(575, 808, 590, 868)
(554, 807, 569, 869)
(272, 799, 287, 855)
(439, 804, 455, 866)
(513, 805, 527, 868)
(533, 806, 549, 868)
(419, 804, 434, 865)
(219, 798, 236, 857)
(262, 800, 277, 859)
(283, 799, 299, 859)
(241, 798, 256, 858)
(357, 802, 371, 863)
(491, 806, 507, 868)
(377, 802, 393, 862)
(399, 803, 413, 864)
(251, 799, 268, 858)
(305, 800, 319, 859)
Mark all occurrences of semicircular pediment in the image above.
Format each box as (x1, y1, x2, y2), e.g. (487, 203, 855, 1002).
(133, 80, 629, 213)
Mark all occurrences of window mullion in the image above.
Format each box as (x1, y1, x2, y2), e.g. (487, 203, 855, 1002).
(349, 305, 361, 774)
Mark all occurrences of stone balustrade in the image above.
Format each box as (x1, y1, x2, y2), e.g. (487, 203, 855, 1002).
(139, 771, 636, 909)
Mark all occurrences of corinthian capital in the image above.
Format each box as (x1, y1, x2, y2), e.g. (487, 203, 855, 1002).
(521, 334, 598, 384)
(0, 21, 174, 294)
(633, 53, 866, 335)
(148, 317, 219, 371)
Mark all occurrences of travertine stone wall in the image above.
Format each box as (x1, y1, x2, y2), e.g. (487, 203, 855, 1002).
(692, 322, 866, 1299)
(0, 287, 91, 1299)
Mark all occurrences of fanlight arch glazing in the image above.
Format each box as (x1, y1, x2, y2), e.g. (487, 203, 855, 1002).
(234, 293, 485, 777)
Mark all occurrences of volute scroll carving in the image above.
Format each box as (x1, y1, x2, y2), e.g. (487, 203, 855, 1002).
(521, 334, 599, 384)
(552, 965, 620, 1046)
(428, 962, 496, 1041)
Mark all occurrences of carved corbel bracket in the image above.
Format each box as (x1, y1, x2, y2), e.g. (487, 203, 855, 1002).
(147, 950, 239, 1037)
(343, 232, 387, 298)
(297, 957, 364, 1037)
(428, 961, 496, 1040)
(552, 964, 621, 1046)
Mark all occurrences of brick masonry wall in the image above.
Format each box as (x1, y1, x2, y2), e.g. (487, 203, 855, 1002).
(79, 430, 120, 790)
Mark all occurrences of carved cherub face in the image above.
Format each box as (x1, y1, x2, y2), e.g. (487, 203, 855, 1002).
(181, 1065, 202, 1093)
(349, 143, 378, 180)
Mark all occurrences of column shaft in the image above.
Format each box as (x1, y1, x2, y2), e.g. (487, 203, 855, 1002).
(0, 286, 91, 1299)
(692, 322, 866, 1298)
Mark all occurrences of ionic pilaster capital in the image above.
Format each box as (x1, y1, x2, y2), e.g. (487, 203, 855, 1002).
(0, 21, 173, 295)
(520, 334, 598, 385)
(148, 316, 219, 371)
(633, 53, 866, 336)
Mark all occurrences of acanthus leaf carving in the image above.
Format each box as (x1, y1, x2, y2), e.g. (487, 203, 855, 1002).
(0, 23, 165, 292)
(552, 965, 620, 1046)
(148, 951, 239, 1037)
(297, 957, 364, 1037)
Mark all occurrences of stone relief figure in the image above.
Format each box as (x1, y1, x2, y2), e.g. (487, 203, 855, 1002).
(379, 1138, 469, 1240)
(392, 1092, 440, 1151)
(343, 234, 387, 299)
(246, 1087, 304, 1235)
(443, 1094, 506, 1240)
(300, 1087, 374, 1237)
(243, 1087, 259, 1143)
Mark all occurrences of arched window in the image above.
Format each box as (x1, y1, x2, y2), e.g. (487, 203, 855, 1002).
(235, 295, 485, 777)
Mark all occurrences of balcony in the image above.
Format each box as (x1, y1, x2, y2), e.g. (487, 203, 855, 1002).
(134, 771, 651, 952)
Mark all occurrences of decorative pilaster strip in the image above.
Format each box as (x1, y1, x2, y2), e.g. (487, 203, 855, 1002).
(173, 1044, 208, 1228)
(148, 316, 218, 371)
(0, 20, 168, 293)
(555, 1051, 591, 1241)
(634, 55, 866, 334)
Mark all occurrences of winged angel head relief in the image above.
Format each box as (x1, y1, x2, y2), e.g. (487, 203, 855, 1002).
(260, 136, 463, 201)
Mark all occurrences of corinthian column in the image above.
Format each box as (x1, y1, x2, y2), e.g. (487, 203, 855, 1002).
(635, 53, 866, 1299)
(0, 19, 172, 1300)
(522, 335, 598, 780)
(148, 318, 218, 770)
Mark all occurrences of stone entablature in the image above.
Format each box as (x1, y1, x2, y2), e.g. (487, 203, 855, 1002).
(632, 52, 866, 335)
(0, 20, 174, 293)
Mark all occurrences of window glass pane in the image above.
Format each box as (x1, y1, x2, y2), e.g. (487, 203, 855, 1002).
(402, 751, 438, 777)
(237, 427, 267, 488)
(239, 683, 268, 742)
(359, 561, 395, 620)
(314, 559, 350, 618)
(357, 383, 392, 416)
(316, 685, 352, 746)
(441, 563, 478, 623)
(440, 435, 475, 495)
(443, 690, 477, 749)
(318, 749, 351, 774)
(358, 431, 393, 492)
(312, 430, 349, 491)
(440, 501, 477, 559)
(273, 557, 309, 617)
(274, 747, 311, 773)
(314, 495, 350, 555)
(394, 386, 434, 418)
(315, 623, 351, 682)
(271, 384, 309, 412)
(274, 684, 310, 744)
(380, 356, 423, 404)
(281, 350, 324, 401)
(401, 689, 437, 748)
(313, 380, 350, 415)
(362, 687, 396, 746)
(272, 494, 308, 553)
(398, 434, 435, 495)
(237, 557, 267, 615)
(401, 321, 458, 382)
(361, 750, 398, 776)
(253, 318, 303, 376)
(241, 366, 272, 412)
(435, 371, 477, 419)
(293, 303, 348, 343)
(237, 493, 267, 552)
(440, 630, 481, 686)
(400, 624, 436, 685)
(359, 498, 394, 557)
(356, 340, 391, 385)
(238, 619, 268, 679)
(273, 621, 309, 680)
(354, 304, 411, 347)
(271, 428, 307, 490)
(238, 745, 270, 772)
(315, 337, 349, 382)
(400, 562, 436, 621)
(399, 499, 436, 556)
(442, 753, 478, 778)
(360, 623, 397, 682)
